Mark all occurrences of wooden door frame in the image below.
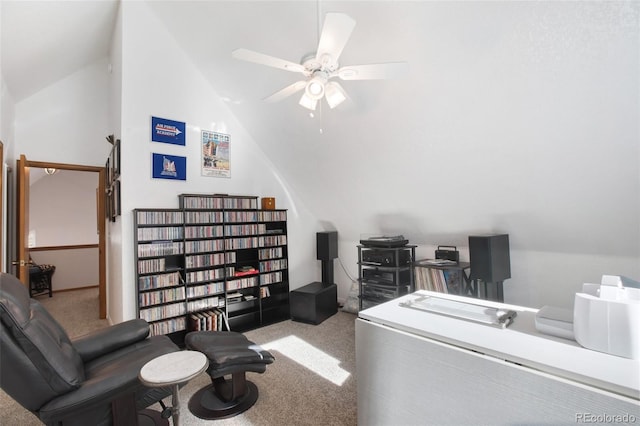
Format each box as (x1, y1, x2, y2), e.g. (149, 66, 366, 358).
(18, 157, 107, 319)
(0, 141, 3, 272)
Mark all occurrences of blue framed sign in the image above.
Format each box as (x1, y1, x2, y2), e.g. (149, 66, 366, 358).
(152, 153, 186, 180)
(151, 116, 186, 146)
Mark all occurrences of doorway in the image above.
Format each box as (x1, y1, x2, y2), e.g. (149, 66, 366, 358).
(16, 155, 107, 319)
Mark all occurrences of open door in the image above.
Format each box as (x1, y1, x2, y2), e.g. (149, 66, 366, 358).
(15, 155, 30, 284)
(0, 141, 4, 272)
(16, 155, 107, 318)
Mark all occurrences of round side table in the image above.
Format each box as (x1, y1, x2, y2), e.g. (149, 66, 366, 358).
(139, 350, 208, 426)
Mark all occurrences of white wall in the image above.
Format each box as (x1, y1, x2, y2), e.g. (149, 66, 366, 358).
(106, 0, 123, 326)
(110, 1, 318, 324)
(27, 169, 99, 291)
(14, 58, 111, 165)
(30, 248, 98, 291)
(29, 170, 98, 247)
(248, 1, 640, 309)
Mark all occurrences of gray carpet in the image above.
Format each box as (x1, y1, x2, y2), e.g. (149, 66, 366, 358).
(0, 288, 357, 425)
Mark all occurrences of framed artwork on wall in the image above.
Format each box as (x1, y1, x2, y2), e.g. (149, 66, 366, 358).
(112, 180, 121, 221)
(151, 116, 186, 146)
(152, 153, 187, 180)
(105, 186, 112, 222)
(111, 139, 121, 180)
(105, 158, 111, 187)
(201, 130, 230, 178)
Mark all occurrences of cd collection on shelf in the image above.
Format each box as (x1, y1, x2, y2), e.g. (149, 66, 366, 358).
(134, 194, 289, 344)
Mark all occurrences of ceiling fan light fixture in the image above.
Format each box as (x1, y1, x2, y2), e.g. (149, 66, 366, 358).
(44, 168, 57, 175)
(305, 76, 326, 100)
(299, 93, 318, 110)
(325, 82, 347, 109)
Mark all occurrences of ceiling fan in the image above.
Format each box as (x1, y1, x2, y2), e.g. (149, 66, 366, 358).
(232, 12, 408, 111)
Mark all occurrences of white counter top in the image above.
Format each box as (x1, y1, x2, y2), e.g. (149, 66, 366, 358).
(358, 291, 639, 400)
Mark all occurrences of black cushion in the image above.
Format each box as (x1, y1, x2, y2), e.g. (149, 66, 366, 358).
(186, 331, 274, 368)
(0, 272, 182, 426)
(0, 274, 85, 394)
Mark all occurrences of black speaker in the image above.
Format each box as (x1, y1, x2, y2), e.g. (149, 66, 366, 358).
(317, 231, 338, 260)
(468, 234, 511, 282)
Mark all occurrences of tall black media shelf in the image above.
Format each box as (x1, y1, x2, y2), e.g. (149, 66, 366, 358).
(134, 194, 289, 345)
(358, 244, 416, 310)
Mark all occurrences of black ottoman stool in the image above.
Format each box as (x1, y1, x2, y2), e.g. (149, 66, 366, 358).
(185, 331, 274, 419)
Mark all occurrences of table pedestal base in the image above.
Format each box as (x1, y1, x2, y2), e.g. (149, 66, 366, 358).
(188, 381, 259, 420)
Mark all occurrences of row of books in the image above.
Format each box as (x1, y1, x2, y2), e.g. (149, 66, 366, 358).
(139, 301, 186, 322)
(135, 204, 285, 227)
(136, 210, 184, 225)
(149, 317, 186, 336)
(137, 227, 183, 241)
(260, 286, 271, 298)
(185, 267, 229, 283)
(185, 239, 225, 253)
(138, 258, 166, 274)
(139, 286, 186, 307)
(188, 308, 229, 331)
(185, 252, 233, 268)
(258, 247, 283, 260)
(259, 259, 287, 272)
(184, 211, 224, 224)
(260, 271, 283, 285)
(138, 241, 184, 258)
(259, 235, 287, 247)
(186, 282, 224, 298)
(179, 195, 258, 210)
(224, 224, 267, 236)
(187, 295, 223, 312)
(184, 233, 284, 249)
(184, 225, 224, 239)
(182, 210, 287, 224)
(226, 276, 259, 291)
(224, 211, 259, 223)
(138, 271, 182, 290)
(414, 267, 463, 294)
(257, 211, 287, 221)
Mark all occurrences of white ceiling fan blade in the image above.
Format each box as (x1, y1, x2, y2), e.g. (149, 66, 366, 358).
(316, 13, 356, 65)
(337, 62, 409, 80)
(232, 48, 306, 74)
(264, 80, 307, 103)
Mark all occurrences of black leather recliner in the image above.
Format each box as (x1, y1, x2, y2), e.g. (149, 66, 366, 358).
(0, 272, 180, 425)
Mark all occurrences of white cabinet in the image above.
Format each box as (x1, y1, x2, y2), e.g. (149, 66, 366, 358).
(356, 291, 639, 425)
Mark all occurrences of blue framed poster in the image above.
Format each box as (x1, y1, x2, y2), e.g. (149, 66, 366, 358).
(152, 153, 186, 180)
(151, 116, 186, 146)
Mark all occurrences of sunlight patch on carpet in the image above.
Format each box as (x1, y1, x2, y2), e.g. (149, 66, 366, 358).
(262, 335, 350, 386)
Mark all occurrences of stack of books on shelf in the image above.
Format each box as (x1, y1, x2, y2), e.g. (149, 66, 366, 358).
(234, 266, 258, 277)
(227, 292, 244, 303)
(414, 266, 462, 294)
(188, 308, 227, 331)
(260, 286, 271, 299)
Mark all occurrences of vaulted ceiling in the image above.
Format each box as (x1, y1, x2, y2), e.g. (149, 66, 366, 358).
(3, 0, 638, 259)
(2, 1, 417, 130)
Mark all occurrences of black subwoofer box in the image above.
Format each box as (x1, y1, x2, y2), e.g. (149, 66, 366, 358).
(468, 234, 511, 282)
(317, 231, 338, 260)
(290, 282, 337, 325)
